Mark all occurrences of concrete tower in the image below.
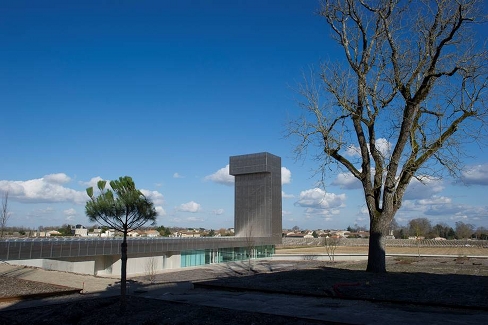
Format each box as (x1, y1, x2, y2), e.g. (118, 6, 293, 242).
(229, 152, 282, 243)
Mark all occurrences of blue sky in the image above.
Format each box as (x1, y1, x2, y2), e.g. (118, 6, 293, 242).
(1, 0, 487, 232)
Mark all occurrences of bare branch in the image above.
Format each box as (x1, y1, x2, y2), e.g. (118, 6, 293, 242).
(289, 0, 487, 272)
(1, 190, 10, 238)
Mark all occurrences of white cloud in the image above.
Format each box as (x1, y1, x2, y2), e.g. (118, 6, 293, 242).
(282, 191, 295, 199)
(359, 206, 369, 215)
(450, 215, 468, 221)
(345, 138, 392, 158)
(140, 189, 165, 205)
(418, 196, 451, 205)
(206, 164, 291, 186)
(403, 176, 444, 200)
(296, 187, 346, 223)
(345, 145, 360, 157)
(187, 216, 204, 222)
(64, 208, 77, 222)
(397, 196, 488, 225)
(27, 207, 55, 218)
(460, 164, 488, 185)
(281, 167, 291, 184)
(79, 176, 104, 188)
(63, 208, 77, 217)
(213, 209, 224, 215)
(424, 203, 472, 216)
(296, 188, 346, 209)
(375, 138, 392, 158)
(355, 216, 368, 223)
(205, 165, 234, 186)
(155, 206, 166, 216)
(332, 172, 362, 189)
(178, 201, 201, 213)
(400, 200, 429, 212)
(0, 175, 87, 204)
(173, 173, 184, 178)
(44, 173, 71, 185)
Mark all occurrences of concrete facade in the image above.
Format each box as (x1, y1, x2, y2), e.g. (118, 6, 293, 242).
(13, 253, 183, 277)
(229, 152, 282, 243)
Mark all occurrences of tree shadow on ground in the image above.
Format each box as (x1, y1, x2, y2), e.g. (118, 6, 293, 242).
(194, 258, 488, 309)
(0, 257, 487, 324)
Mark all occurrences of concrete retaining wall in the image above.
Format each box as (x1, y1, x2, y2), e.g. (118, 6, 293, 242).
(272, 254, 368, 262)
(11, 257, 97, 275)
(8, 252, 183, 277)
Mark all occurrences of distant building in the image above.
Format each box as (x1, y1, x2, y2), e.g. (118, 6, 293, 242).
(128, 231, 140, 237)
(285, 233, 305, 238)
(47, 230, 62, 237)
(174, 231, 201, 238)
(145, 230, 160, 237)
(71, 224, 88, 237)
(100, 229, 116, 237)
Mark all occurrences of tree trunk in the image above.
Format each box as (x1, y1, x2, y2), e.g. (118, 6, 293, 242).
(366, 216, 389, 273)
(120, 232, 128, 312)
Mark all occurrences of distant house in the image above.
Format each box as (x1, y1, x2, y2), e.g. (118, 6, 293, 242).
(145, 230, 160, 237)
(47, 230, 62, 237)
(285, 232, 305, 238)
(333, 231, 351, 238)
(88, 227, 102, 237)
(71, 224, 88, 237)
(128, 231, 140, 237)
(181, 232, 201, 238)
(100, 229, 116, 237)
(358, 231, 370, 238)
(303, 231, 314, 238)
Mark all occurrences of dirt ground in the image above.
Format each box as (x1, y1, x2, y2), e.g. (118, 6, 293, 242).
(0, 254, 487, 325)
(276, 245, 488, 256)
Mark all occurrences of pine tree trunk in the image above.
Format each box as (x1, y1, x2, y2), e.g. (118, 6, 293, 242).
(366, 217, 388, 273)
(120, 232, 128, 312)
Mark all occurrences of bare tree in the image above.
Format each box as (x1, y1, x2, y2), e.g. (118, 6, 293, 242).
(145, 257, 158, 284)
(324, 236, 340, 262)
(1, 190, 10, 238)
(474, 226, 488, 240)
(409, 218, 432, 257)
(245, 225, 255, 272)
(288, 0, 488, 272)
(455, 221, 474, 239)
(408, 218, 432, 239)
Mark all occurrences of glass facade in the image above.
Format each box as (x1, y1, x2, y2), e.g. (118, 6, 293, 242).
(181, 245, 275, 267)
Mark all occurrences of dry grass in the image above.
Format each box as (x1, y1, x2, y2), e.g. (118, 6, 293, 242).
(276, 245, 488, 256)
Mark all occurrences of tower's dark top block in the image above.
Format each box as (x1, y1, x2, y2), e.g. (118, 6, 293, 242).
(229, 152, 281, 176)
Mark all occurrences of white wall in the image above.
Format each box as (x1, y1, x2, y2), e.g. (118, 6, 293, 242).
(10, 257, 97, 275)
(10, 252, 184, 276)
